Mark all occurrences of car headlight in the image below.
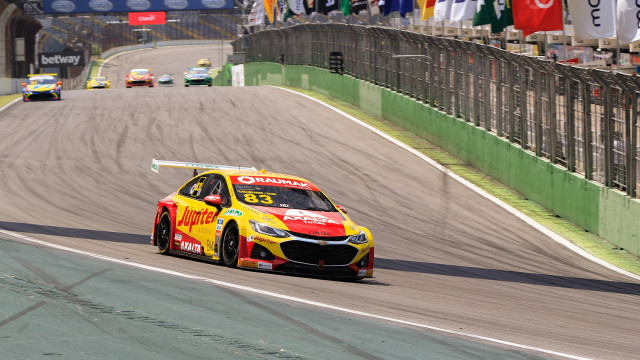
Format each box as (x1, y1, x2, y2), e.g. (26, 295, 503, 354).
(348, 231, 368, 244)
(249, 220, 290, 238)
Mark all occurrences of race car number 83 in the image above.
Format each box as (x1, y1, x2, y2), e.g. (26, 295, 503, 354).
(243, 194, 273, 204)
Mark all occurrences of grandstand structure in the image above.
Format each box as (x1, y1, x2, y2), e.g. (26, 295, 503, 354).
(35, 10, 243, 64)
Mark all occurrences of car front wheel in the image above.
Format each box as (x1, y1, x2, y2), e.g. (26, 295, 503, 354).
(222, 223, 239, 267)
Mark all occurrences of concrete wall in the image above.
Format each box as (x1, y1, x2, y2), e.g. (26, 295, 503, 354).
(240, 62, 640, 257)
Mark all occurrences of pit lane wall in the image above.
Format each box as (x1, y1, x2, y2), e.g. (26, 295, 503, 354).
(238, 62, 640, 258)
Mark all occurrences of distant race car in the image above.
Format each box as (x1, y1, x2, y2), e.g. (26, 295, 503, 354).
(150, 159, 375, 279)
(158, 74, 173, 85)
(184, 67, 212, 87)
(21, 73, 62, 101)
(197, 58, 211, 67)
(86, 76, 111, 89)
(126, 68, 154, 88)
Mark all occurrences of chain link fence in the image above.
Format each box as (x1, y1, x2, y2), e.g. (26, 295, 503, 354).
(232, 23, 640, 198)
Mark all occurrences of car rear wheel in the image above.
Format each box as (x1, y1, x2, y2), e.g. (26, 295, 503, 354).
(222, 223, 239, 267)
(157, 211, 172, 255)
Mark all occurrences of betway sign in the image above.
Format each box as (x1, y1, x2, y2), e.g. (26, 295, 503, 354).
(39, 52, 85, 67)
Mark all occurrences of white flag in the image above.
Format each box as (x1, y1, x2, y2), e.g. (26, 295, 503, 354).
(567, 0, 615, 40)
(617, 0, 640, 44)
(433, 0, 452, 21)
(449, 0, 476, 26)
(248, 0, 266, 25)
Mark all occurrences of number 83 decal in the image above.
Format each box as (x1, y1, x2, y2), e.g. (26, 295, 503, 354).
(243, 193, 274, 204)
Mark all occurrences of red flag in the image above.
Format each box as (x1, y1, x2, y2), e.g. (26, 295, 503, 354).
(512, 0, 563, 37)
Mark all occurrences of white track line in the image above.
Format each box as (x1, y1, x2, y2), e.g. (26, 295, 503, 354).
(0, 229, 591, 360)
(272, 86, 640, 282)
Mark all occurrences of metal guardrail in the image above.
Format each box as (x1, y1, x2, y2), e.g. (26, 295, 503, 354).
(232, 23, 640, 198)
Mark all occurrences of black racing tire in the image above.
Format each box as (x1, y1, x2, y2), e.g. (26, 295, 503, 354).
(156, 211, 172, 255)
(221, 222, 239, 267)
(184, 84, 189, 87)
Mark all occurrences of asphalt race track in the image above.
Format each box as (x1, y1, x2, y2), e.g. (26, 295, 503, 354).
(1, 44, 639, 360)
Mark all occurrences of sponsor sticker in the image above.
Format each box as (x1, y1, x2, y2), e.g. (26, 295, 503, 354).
(358, 270, 367, 277)
(239, 260, 258, 268)
(179, 240, 203, 255)
(174, 234, 182, 241)
(254, 236, 277, 245)
(257, 262, 273, 270)
(223, 208, 243, 217)
(247, 235, 254, 242)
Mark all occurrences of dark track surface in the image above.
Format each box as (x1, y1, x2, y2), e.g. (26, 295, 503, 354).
(1, 45, 639, 360)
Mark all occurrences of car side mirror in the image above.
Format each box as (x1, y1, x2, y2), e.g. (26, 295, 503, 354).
(336, 205, 347, 214)
(204, 195, 222, 207)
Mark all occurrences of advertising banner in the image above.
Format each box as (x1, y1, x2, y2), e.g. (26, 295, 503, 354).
(39, 51, 85, 67)
(129, 11, 166, 25)
(43, 0, 234, 14)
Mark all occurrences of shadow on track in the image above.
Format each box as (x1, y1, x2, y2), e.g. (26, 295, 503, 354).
(0, 221, 149, 244)
(376, 258, 640, 296)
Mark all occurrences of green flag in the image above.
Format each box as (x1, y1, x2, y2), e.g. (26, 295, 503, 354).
(485, 0, 513, 33)
(342, 0, 351, 15)
(472, 0, 490, 27)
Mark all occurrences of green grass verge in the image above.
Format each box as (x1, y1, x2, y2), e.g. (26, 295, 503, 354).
(285, 86, 640, 277)
(0, 94, 21, 108)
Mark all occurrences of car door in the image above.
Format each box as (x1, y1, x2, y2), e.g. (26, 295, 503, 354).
(173, 174, 222, 256)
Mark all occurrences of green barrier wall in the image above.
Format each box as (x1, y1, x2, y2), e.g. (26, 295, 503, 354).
(241, 62, 640, 257)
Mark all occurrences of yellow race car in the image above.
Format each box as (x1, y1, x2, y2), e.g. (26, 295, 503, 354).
(86, 76, 111, 89)
(197, 58, 211, 67)
(150, 159, 374, 279)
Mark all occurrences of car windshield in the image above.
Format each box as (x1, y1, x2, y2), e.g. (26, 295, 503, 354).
(131, 70, 148, 75)
(189, 69, 208, 74)
(94, 77, 106, 81)
(29, 77, 56, 85)
(233, 184, 336, 212)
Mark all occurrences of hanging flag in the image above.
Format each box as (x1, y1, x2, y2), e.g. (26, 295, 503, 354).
(433, 0, 452, 21)
(400, 0, 414, 17)
(566, 0, 615, 39)
(617, 0, 640, 44)
(318, 0, 340, 14)
(421, 0, 437, 20)
(512, 0, 562, 37)
(486, 0, 513, 33)
(249, 0, 266, 25)
(303, 0, 315, 14)
(472, 0, 490, 26)
(450, 0, 476, 26)
(264, 0, 277, 23)
(351, 0, 368, 14)
(370, 0, 382, 15)
(384, 0, 400, 15)
(342, 0, 351, 14)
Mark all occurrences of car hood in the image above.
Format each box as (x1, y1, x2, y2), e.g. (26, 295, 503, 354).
(252, 206, 353, 237)
(130, 74, 149, 79)
(26, 84, 56, 91)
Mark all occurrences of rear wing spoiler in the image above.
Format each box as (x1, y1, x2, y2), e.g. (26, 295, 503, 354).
(151, 159, 256, 174)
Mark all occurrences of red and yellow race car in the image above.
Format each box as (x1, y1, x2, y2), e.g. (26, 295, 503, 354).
(150, 159, 374, 279)
(126, 68, 154, 87)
